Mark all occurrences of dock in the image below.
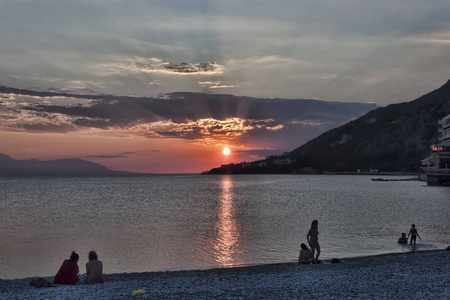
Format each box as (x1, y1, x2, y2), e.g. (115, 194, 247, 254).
(426, 174, 450, 186)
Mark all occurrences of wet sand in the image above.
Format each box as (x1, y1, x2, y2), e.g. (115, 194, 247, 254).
(1, 250, 449, 299)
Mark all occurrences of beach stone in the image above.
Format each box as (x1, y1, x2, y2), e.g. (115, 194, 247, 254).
(1, 250, 449, 299)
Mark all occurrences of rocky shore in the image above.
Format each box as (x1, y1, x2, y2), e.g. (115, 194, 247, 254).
(1, 250, 448, 299)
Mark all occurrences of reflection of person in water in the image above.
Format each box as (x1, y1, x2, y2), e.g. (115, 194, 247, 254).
(398, 233, 408, 244)
(307, 220, 320, 259)
(298, 243, 313, 264)
(407, 224, 421, 245)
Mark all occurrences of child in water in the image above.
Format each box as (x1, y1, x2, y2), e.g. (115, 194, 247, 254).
(398, 233, 408, 244)
(407, 224, 421, 245)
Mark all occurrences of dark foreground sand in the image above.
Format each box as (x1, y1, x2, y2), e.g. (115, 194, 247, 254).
(1, 250, 449, 299)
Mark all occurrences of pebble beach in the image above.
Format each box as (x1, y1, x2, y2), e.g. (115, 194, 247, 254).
(1, 250, 448, 299)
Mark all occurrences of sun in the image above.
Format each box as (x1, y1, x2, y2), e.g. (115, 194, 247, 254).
(222, 147, 231, 155)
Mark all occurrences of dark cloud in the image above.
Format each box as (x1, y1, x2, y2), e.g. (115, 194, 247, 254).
(161, 62, 218, 74)
(73, 118, 112, 129)
(0, 114, 18, 120)
(2, 86, 376, 125)
(0, 86, 377, 152)
(83, 151, 137, 159)
(86, 155, 128, 159)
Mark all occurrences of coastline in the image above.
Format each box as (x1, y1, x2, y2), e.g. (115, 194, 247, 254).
(1, 249, 448, 299)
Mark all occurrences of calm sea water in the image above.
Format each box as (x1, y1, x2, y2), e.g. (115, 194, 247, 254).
(0, 174, 448, 279)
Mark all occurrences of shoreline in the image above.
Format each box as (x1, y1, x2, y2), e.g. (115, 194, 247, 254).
(2, 249, 449, 299)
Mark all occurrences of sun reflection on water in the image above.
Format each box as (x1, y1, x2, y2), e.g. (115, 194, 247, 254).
(214, 175, 240, 267)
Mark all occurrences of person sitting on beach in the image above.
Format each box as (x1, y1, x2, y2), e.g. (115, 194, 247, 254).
(307, 220, 320, 260)
(398, 233, 408, 244)
(86, 251, 104, 284)
(407, 224, 421, 245)
(298, 243, 313, 264)
(53, 251, 79, 285)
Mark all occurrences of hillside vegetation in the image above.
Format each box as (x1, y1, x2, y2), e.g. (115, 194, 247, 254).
(208, 79, 450, 174)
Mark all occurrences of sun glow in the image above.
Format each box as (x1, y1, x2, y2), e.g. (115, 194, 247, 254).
(222, 147, 231, 155)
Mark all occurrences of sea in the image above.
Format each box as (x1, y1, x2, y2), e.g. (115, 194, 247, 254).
(0, 174, 448, 280)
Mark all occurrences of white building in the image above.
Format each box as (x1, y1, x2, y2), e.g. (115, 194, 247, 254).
(440, 115, 450, 143)
(427, 115, 450, 170)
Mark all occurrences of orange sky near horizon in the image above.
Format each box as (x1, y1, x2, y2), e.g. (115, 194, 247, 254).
(0, 84, 381, 173)
(0, 130, 245, 174)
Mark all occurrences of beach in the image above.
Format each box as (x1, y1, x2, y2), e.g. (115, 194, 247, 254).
(1, 250, 448, 299)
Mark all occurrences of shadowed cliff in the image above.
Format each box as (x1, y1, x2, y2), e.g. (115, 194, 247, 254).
(207, 79, 450, 174)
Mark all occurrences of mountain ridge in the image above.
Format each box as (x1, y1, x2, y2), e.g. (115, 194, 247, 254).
(207, 79, 450, 174)
(0, 154, 135, 176)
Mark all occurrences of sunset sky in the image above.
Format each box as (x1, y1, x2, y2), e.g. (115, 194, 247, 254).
(1, 1, 449, 173)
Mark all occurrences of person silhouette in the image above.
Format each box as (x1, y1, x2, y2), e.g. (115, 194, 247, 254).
(407, 224, 421, 245)
(86, 251, 104, 284)
(298, 243, 313, 264)
(307, 220, 320, 260)
(53, 251, 79, 285)
(398, 233, 408, 244)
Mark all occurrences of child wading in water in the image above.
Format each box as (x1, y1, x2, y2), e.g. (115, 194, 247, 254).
(407, 224, 421, 245)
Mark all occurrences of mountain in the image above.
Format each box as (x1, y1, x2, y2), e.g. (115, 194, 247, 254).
(207, 79, 450, 174)
(0, 154, 134, 176)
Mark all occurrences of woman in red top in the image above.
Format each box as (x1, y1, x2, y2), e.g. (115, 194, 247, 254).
(53, 251, 79, 285)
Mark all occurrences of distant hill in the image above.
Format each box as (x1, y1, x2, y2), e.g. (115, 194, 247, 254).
(207, 79, 450, 174)
(0, 154, 134, 176)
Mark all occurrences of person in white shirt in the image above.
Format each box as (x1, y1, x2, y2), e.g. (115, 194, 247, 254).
(86, 251, 104, 284)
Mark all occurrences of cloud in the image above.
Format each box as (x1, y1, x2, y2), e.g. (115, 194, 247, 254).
(0, 86, 377, 154)
(95, 57, 223, 76)
(161, 62, 221, 74)
(85, 154, 128, 159)
(0, 0, 449, 107)
(83, 151, 137, 159)
(410, 36, 450, 45)
(198, 81, 238, 89)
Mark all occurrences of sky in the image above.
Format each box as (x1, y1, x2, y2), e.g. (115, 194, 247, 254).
(0, 0, 449, 173)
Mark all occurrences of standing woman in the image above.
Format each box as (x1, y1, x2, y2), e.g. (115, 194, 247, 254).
(307, 220, 320, 260)
(53, 251, 79, 285)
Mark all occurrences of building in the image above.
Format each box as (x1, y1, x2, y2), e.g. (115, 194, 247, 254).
(424, 115, 450, 170)
(440, 115, 450, 143)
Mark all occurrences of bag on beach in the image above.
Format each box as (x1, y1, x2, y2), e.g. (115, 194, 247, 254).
(32, 277, 53, 288)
